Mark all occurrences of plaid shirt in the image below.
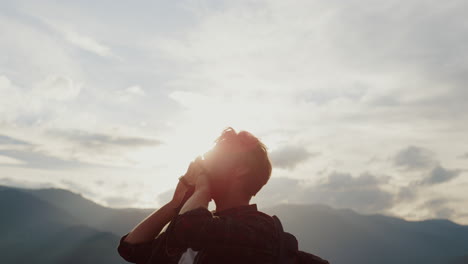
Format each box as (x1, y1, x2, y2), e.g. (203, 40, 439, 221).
(118, 204, 280, 264)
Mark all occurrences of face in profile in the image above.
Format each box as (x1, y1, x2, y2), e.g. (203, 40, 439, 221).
(199, 143, 241, 198)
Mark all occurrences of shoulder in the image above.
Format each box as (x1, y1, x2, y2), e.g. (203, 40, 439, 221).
(238, 209, 277, 230)
(297, 251, 330, 264)
(222, 209, 280, 249)
(245, 210, 281, 245)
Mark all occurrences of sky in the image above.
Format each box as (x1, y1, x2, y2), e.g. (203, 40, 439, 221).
(1, 0, 467, 224)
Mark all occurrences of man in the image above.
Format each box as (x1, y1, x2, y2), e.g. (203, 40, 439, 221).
(117, 127, 329, 263)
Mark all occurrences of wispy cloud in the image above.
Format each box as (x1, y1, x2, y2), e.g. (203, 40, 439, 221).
(0, 155, 26, 165)
(419, 166, 461, 186)
(254, 172, 393, 214)
(42, 18, 117, 59)
(393, 146, 437, 171)
(270, 145, 319, 170)
(0, 135, 30, 145)
(48, 129, 162, 151)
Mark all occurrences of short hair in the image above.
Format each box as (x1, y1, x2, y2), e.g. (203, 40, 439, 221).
(213, 127, 272, 196)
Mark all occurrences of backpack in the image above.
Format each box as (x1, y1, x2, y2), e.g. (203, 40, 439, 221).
(272, 215, 330, 264)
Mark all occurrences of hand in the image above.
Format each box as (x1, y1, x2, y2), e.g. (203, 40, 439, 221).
(171, 156, 208, 208)
(179, 171, 212, 214)
(182, 156, 206, 186)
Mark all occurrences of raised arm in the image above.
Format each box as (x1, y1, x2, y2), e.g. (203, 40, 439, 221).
(123, 158, 205, 244)
(117, 158, 209, 263)
(179, 171, 211, 215)
(123, 180, 191, 244)
(117, 160, 205, 263)
(117, 180, 194, 263)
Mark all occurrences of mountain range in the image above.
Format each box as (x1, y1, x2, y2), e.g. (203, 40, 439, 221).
(0, 185, 467, 264)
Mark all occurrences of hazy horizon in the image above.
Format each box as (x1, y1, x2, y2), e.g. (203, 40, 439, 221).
(4, 183, 468, 228)
(1, 0, 467, 224)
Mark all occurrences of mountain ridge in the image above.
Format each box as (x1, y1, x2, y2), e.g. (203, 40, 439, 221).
(1, 184, 467, 264)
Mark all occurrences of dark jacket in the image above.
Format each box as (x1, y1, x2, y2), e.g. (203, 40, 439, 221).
(117, 204, 329, 264)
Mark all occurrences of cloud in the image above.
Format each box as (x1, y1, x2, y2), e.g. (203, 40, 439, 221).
(396, 186, 417, 202)
(392, 146, 461, 186)
(0, 128, 163, 170)
(259, 168, 462, 217)
(48, 129, 162, 152)
(423, 198, 456, 219)
(2, 129, 165, 168)
(393, 146, 437, 170)
(157, 189, 174, 205)
(0, 147, 93, 169)
(1, 0, 468, 223)
(306, 172, 394, 213)
(269, 145, 318, 170)
(253, 177, 303, 206)
(102, 195, 138, 208)
(256, 172, 393, 214)
(43, 18, 116, 58)
(419, 165, 461, 185)
(32, 75, 82, 101)
(0, 75, 28, 123)
(0, 74, 81, 127)
(393, 163, 462, 220)
(125, 85, 145, 96)
(323, 172, 389, 187)
(116, 85, 147, 102)
(0, 133, 128, 169)
(0, 135, 83, 169)
(0, 177, 57, 189)
(59, 179, 98, 198)
(0, 155, 26, 165)
(0, 14, 83, 83)
(0, 134, 30, 145)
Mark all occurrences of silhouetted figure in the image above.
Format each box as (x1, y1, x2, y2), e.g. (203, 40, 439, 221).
(118, 127, 329, 263)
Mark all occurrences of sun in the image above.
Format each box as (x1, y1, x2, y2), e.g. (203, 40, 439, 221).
(126, 90, 270, 186)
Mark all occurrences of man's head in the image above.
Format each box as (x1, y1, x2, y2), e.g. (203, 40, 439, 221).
(200, 127, 272, 200)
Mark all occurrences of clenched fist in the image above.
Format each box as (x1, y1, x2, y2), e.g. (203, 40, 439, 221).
(171, 156, 209, 208)
(182, 156, 208, 186)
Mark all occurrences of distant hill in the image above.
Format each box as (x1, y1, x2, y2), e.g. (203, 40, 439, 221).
(24, 187, 154, 235)
(1, 185, 468, 264)
(264, 204, 468, 264)
(448, 255, 468, 264)
(0, 186, 126, 264)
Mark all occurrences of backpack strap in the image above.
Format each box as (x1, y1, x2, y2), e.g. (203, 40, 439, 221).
(272, 215, 285, 264)
(272, 216, 330, 264)
(272, 215, 299, 264)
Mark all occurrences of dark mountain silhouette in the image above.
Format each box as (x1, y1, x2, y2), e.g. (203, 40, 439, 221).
(23, 187, 153, 235)
(1, 185, 467, 264)
(0, 186, 127, 264)
(448, 255, 468, 264)
(264, 204, 468, 264)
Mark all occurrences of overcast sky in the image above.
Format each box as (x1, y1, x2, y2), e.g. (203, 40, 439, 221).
(1, 0, 467, 224)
